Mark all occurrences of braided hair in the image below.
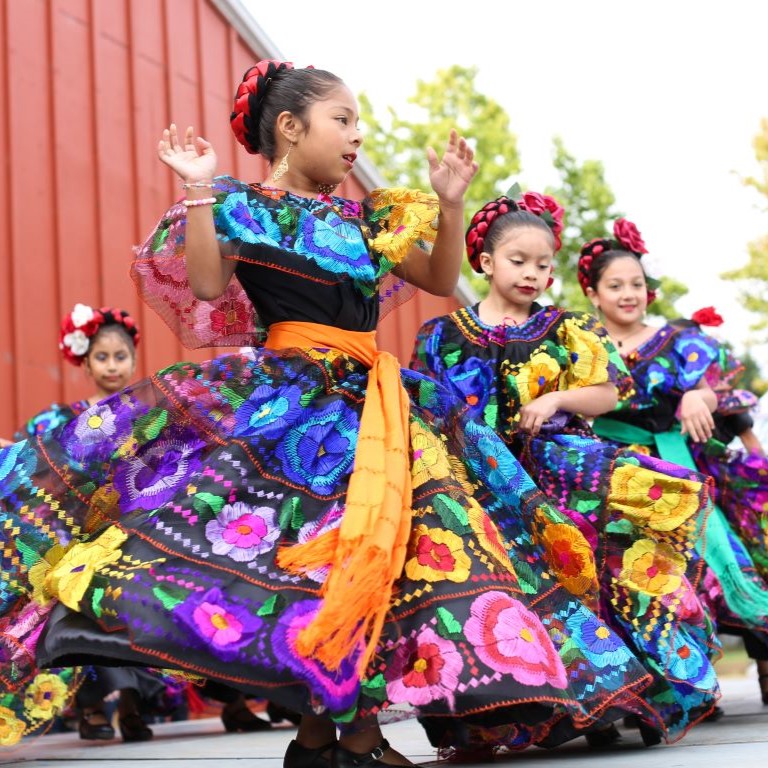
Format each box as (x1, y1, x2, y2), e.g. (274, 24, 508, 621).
(230, 59, 343, 160)
(465, 191, 565, 274)
(577, 218, 656, 304)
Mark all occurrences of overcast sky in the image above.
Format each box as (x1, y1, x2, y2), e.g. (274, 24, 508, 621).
(242, 0, 768, 363)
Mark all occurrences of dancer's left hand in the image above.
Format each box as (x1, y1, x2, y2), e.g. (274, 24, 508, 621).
(427, 129, 479, 207)
(518, 393, 560, 436)
(679, 390, 715, 443)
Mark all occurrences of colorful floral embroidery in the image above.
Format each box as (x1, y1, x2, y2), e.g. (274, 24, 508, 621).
(620, 539, 685, 596)
(405, 525, 471, 583)
(23, 673, 68, 720)
(205, 502, 280, 562)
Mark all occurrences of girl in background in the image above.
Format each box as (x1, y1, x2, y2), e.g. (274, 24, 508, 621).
(411, 194, 720, 745)
(580, 226, 768, 707)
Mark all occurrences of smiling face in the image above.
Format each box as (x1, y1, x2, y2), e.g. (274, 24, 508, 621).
(84, 328, 136, 399)
(480, 226, 555, 311)
(586, 254, 648, 327)
(291, 84, 363, 188)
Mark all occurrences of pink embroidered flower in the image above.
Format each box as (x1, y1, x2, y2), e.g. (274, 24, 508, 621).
(464, 591, 568, 688)
(193, 601, 245, 646)
(385, 627, 463, 708)
(205, 502, 280, 562)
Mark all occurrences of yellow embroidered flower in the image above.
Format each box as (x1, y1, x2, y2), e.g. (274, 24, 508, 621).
(0, 706, 25, 746)
(467, 497, 513, 572)
(609, 465, 701, 531)
(620, 539, 685, 596)
(513, 352, 561, 405)
(405, 525, 471, 583)
(28, 544, 69, 606)
(541, 523, 597, 596)
(45, 526, 128, 610)
(24, 673, 69, 720)
(410, 422, 452, 489)
(561, 319, 610, 387)
(368, 189, 439, 265)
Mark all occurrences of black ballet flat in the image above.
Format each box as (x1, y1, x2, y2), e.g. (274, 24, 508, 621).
(78, 711, 115, 741)
(332, 739, 401, 768)
(584, 723, 622, 748)
(118, 712, 153, 742)
(268, 700, 302, 726)
(284, 739, 336, 768)
(221, 704, 272, 732)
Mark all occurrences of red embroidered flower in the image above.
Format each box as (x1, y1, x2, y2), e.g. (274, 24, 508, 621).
(691, 306, 723, 327)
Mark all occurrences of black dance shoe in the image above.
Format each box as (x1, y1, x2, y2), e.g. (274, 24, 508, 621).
(584, 723, 622, 748)
(118, 712, 154, 742)
(284, 739, 336, 768)
(221, 703, 272, 732)
(332, 739, 404, 768)
(760, 673, 768, 705)
(267, 700, 302, 726)
(78, 710, 115, 741)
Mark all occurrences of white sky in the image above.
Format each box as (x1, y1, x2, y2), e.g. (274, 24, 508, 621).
(242, 0, 768, 365)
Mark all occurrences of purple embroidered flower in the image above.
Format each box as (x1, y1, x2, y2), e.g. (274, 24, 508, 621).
(295, 210, 371, 274)
(234, 384, 303, 440)
(276, 401, 358, 496)
(114, 425, 204, 511)
(173, 587, 262, 662)
(272, 599, 361, 713)
(205, 502, 280, 562)
(566, 605, 633, 670)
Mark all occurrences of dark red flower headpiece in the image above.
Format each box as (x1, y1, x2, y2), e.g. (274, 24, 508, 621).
(230, 60, 297, 155)
(577, 218, 656, 304)
(59, 304, 140, 366)
(465, 187, 565, 273)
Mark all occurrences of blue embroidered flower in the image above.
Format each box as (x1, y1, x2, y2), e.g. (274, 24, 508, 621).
(662, 630, 715, 687)
(566, 605, 634, 670)
(295, 210, 372, 276)
(276, 401, 358, 496)
(445, 357, 495, 420)
(233, 384, 303, 441)
(216, 194, 283, 246)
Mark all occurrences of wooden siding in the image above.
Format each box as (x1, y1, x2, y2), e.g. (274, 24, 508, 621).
(0, 0, 462, 437)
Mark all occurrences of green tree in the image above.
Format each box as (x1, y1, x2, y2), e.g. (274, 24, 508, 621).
(722, 118, 768, 333)
(546, 138, 687, 318)
(358, 65, 519, 296)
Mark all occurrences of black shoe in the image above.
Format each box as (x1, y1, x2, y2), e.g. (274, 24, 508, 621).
(284, 739, 336, 768)
(78, 711, 115, 741)
(221, 704, 272, 732)
(268, 700, 302, 726)
(332, 739, 400, 768)
(701, 705, 725, 722)
(759, 673, 768, 705)
(584, 723, 621, 748)
(638, 722, 662, 747)
(119, 712, 153, 742)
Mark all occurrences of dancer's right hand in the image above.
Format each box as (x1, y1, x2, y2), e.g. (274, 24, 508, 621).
(157, 124, 218, 183)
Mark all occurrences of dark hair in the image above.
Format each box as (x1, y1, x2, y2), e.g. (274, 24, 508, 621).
(231, 62, 344, 159)
(89, 323, 137, 359)
(485, 211, 554, 253)
(577, 238, 649, 294)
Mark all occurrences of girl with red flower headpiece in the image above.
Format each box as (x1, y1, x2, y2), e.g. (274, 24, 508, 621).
(411, 199, 722, 746)
(581, 227, 768, 709)
(0, 60, 661, 764)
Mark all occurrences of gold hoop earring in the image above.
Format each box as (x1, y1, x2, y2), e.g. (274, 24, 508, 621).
(271, 144, 293, 182)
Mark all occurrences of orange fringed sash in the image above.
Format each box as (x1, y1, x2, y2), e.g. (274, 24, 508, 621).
(267, 321, 412, 673)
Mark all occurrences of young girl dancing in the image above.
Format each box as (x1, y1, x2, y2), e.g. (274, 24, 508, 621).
(579, 233, 768, 706)
(0, 61, 651, 761)
(410, 193, 721, 745)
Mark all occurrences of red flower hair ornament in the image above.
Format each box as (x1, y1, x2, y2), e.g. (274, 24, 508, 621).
(231, 60, 307, 155)
(465, 184, 565, 278)
(691, 306, 724, 327)
(59, 303, 141, 366)
(577, 218, 657, 304)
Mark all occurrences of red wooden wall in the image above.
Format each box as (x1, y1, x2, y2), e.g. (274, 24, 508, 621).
(0, 0, 462, 438)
